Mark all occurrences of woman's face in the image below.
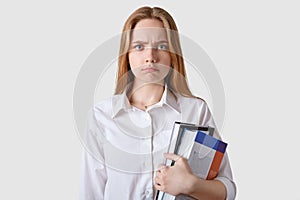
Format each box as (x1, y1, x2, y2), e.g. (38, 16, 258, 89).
(128, 18, 171, 85)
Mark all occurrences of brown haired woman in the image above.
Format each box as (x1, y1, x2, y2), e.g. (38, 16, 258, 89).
(80, 6, 236, 200)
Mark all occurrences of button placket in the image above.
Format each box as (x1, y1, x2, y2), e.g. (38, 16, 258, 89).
(147, 110, 155, 199)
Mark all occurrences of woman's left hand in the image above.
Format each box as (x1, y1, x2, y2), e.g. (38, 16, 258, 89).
(155, 153, 197, 196)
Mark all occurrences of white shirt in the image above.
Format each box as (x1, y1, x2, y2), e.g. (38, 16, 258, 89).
(80, 86, 236, 200)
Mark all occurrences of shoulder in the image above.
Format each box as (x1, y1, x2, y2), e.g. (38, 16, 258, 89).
(174, 93, 214, 125)
(175, 93, 208, 110)
(93, 96, 113, 110)
(91, 94, 123, 118)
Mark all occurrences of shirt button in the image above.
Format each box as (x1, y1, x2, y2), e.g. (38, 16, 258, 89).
(144, 189, 152, 199)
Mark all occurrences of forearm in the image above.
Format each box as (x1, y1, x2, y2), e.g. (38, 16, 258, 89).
(186, 175, 226, 200)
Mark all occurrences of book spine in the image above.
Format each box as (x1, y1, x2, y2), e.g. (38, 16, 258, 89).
(206, 150, 224, 180)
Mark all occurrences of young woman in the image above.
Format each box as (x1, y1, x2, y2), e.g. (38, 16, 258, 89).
(80, 6, 236, 200)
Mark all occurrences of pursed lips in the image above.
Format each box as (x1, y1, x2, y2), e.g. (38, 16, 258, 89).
(141, 65, 159, 72)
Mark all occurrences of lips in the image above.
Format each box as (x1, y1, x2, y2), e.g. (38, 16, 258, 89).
(141, 66, 159, 72)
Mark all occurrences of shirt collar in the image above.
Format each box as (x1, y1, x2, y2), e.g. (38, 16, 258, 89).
(111, 84, 181, 118)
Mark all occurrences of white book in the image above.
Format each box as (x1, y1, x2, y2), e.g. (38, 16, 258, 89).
(155, 122, 214, 200)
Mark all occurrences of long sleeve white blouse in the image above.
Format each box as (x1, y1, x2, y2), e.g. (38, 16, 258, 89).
(80, 86, 236, 200)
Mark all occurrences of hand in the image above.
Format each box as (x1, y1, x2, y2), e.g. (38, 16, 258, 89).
(155, 153, 197, 196)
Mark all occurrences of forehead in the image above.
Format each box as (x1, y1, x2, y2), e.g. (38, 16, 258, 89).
(131, 19, 167, 42)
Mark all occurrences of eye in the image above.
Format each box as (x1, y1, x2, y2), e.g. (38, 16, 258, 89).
(157, 44, 168, 51)
(133, 44, 144, 51)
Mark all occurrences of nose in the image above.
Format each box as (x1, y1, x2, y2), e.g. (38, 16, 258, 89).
(145, 48, 157, 63)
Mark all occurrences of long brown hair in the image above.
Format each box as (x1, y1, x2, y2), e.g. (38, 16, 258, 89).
(114, 6, 195, 98)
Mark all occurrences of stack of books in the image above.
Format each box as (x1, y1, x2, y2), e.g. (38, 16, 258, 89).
(155, 121, 227, 200)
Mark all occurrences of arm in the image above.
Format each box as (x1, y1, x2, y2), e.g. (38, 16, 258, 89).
(155, 100, 236, 199)
(80, 151, 107, 200)
(200, 102, 237, 199)
(187, 175, 226, 200)
(155, 153, 226, 200)
(79, 108, 107, 200)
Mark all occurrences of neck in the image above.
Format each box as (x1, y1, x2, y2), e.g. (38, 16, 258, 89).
(129, 81, 165, 109)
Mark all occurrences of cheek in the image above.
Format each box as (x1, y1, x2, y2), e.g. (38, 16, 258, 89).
(160, 52, 171, 65)
(128, 53, 141, 69)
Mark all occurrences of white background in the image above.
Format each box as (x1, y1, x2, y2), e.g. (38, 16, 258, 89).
(1, 0, 299, 199)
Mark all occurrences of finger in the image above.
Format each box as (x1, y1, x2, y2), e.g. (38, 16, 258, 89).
(155, 183, 166, 192)
(163, 153, 182, 162)
(157, 164, 165, 171)
(155, 176, 161, 184)
(155, 170, 161, 176)
(157, 164, 168, 173)
(154, 183, 161, 190)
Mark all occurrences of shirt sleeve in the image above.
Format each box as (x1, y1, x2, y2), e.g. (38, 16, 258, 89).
(79, 108, 107, 200)
(199, 101, 237, 200)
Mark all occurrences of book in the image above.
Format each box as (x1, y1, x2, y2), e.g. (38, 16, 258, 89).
(155, 121, 227, 200)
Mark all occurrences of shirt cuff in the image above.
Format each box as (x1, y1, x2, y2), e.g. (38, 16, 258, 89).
(214, 176, 237, 200)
